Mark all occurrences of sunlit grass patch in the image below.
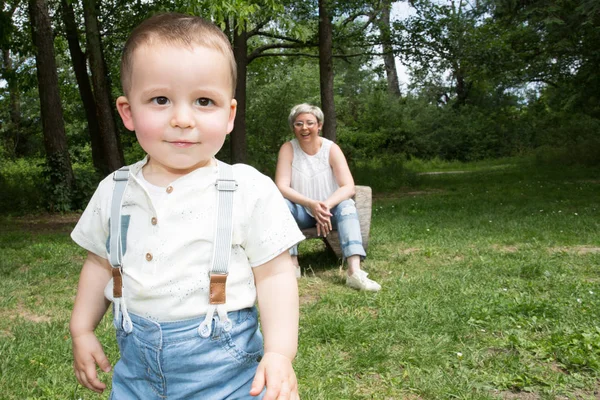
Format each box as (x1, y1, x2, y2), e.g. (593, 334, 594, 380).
(295, 160, 600, 398)
(1, 159, 599, 399)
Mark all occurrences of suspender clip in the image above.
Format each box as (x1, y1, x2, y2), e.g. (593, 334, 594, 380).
(112, 167, 130, 182)
(215, 179, 238, 191)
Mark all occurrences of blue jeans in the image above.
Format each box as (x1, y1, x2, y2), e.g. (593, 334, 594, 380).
(285, 199, 366, 259)
(110, 307, 265, 399)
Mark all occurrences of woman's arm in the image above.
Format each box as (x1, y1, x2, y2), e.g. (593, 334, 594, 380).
(324, 143, 356, 209)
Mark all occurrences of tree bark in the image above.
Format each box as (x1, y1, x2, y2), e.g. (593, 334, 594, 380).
(2, 49, 21, 157)
(231, 21, 248, 164)
(2, 4, 21, 157)
(61, 0, 108, 175)
(380, 0, 401, 97)
(318, 0, 337, 142)
(454, 67, 470, 107)
(82, 0, 124, 172)
(28, 0, 75, 207)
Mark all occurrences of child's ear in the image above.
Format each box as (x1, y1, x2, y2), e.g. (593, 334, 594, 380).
(116, 96, 135, 131)
(226, 99, 237, 134)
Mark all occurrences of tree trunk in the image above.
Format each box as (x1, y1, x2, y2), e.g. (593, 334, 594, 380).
(61, 0, 108, 175)
(2, 49, 21, 157)
(28, 0, 75, 208)
(380, 0, 401, 97)
(231, 21, 248, 164)
(2, 4, 22, 158)
(318, 0, 337, 142)
(82, 0, 124, 172)
(454, 68, 470, 107)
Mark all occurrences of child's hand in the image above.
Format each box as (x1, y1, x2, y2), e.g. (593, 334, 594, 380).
(250, 352, 299, 399)
(72, 331, 111, 393)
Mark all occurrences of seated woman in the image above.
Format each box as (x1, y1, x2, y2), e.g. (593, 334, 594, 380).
(275, 103, 381, 291)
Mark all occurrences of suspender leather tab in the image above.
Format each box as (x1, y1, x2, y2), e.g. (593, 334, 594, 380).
(112, 268, 123, 298)
(209, 272, 228, 304)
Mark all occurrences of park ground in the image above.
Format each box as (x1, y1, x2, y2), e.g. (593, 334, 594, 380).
(1, 157, 599, 399)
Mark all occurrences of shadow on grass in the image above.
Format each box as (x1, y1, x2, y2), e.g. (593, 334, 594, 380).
(296, 239, 341, 275)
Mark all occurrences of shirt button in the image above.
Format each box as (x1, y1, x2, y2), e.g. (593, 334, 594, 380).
(151, 217, 157, 225)
(166, 186, 173, 193)
(145, 253, 153, 261)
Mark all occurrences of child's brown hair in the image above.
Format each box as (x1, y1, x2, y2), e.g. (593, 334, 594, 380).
(120, 13, 237, 96)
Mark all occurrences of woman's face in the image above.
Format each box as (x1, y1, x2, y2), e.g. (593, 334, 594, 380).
(293, 113, 322, 143)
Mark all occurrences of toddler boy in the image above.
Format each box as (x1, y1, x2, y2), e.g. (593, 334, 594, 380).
(70, 12, 304, 399)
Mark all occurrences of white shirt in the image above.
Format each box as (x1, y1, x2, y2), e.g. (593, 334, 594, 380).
(290, 138, 339, 216)
(71, 157, 304, 322)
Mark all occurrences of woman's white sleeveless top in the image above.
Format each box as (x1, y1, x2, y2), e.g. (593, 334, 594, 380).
(290, 137, 339, 215)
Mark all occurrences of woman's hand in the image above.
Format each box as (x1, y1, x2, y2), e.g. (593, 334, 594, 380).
(309, 200, 332, 237)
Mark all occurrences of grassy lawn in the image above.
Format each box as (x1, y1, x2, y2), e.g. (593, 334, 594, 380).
(1, 158, 599, 399)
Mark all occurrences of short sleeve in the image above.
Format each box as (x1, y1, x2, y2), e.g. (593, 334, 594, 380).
(241, 170, 304, 267)
(71, 176, 113, 259)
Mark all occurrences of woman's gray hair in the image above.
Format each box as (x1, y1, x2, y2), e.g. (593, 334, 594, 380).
(288, 103, 324, 130)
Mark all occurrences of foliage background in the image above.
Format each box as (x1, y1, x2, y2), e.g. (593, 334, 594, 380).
(1, 0, 600, 213)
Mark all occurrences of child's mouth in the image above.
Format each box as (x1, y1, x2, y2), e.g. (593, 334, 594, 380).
(169, 141, 197, 148)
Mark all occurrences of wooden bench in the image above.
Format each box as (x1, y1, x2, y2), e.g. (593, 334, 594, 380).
(300, 185, 372, 259)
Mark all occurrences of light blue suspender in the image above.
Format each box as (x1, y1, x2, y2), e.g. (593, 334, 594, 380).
(108, 161, 237, 335)
(199, 160, 238, 337)
(109, 166, 132, 333)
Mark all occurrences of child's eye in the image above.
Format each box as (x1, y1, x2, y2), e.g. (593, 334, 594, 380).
(196, 98, 213, 107)
(151, 97, 169, 105)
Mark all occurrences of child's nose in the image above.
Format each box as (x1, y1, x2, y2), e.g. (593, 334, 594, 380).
(170, 105, 196, 129)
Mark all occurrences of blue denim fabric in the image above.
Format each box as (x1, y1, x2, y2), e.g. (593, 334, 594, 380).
(106, 215, 131, 256)
(285, 199, 366, 259)
(110, 307, 265, 399)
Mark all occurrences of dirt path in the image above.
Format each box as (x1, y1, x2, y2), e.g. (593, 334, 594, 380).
(0, 212, 80, 234)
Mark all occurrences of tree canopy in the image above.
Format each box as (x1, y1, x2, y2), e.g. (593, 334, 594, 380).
(1, 0, 599, 211)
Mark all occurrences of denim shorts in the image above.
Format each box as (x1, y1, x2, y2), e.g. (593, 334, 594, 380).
(110, 307, 265, 399)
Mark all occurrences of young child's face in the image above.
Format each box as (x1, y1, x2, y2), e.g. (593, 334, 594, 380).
(117, 43, 236, 175)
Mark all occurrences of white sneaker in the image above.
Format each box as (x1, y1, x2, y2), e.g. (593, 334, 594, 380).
(295, 266, 301, 279)
(346, 270, 381, 292)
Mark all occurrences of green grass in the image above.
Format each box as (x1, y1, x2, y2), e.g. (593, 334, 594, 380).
(1, 158, 599, 399)
(404, 156, 519, 173)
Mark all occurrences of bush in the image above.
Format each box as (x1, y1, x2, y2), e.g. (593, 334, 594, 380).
(0, 158, 45, 214)
(404, 103, 520, 161)
(0, 158, 102, 215)
(72, 162, 103, 210)
(350, 154, 421, 193)
(533, 138, 600, 167)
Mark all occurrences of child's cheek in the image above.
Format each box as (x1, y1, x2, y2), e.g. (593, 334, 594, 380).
(134, 114, 165, 139)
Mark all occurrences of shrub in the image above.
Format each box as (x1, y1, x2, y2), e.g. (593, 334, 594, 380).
(72, 162, 103, 210)
(350, 154, 421, 193)
(533, 138, 600, 167)
(0, 158, 102, 215)
(0, 158, 45, 214)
